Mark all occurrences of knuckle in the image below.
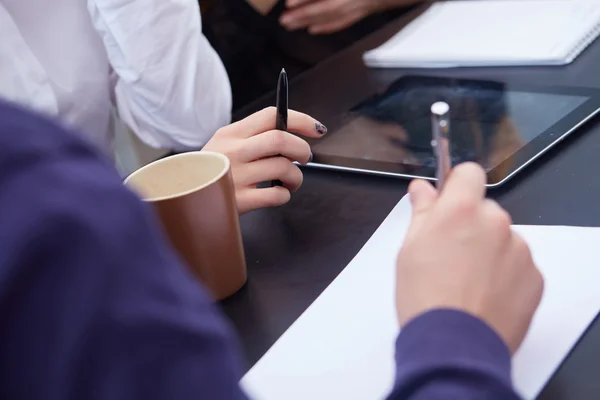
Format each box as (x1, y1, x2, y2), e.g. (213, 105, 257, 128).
(261, 106, 277, 120)
(291, 162, 303, 176)
(216, 141, 242, 161)
(289, 164, 304, 191)
(212, 123, 237, 140)
(448, 197, 479, 218)
(282, 157, 296, 172)
(451, 162, 486, 187)
(273, 156, 291, 174)
(514, 233, 529, 252)
(488, 205, 512, 234)
(456, 161, 485, 177)
(513, 233, 534, 262)
(299, 141, 311, 163)
(535, 268, 545, 299)
(272, 159, 303, 192)
(301, 139, 311, 153)
(275, 155, 290, 168)
(270, 130, 287, 153)
(226, 148, 242, 163)
(526, 263, 545, 307)
(214, 126, 227, 137)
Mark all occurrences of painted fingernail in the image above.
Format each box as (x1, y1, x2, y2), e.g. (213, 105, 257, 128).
(315, 122, 327, 135)
(308, 151, 313, 163)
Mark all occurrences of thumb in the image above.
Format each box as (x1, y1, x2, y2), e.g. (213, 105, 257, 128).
(408, 179, 438, 215)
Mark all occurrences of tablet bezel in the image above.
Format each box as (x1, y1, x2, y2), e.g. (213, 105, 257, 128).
(305, 76, 600, 187)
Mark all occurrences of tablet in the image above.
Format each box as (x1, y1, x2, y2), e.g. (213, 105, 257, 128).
(305, 75, 600, 187)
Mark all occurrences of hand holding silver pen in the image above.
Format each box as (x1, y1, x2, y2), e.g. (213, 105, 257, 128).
(431, 101, 451, 189)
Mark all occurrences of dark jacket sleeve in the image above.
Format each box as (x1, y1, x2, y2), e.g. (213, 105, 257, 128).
(0, 101, 249, 400)
(387, 309, 523, 400)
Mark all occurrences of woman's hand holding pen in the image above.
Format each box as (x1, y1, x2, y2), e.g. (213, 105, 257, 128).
(203, 107, 327, 215)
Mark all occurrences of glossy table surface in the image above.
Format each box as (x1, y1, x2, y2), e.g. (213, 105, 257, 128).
(221, 5, 600, 399)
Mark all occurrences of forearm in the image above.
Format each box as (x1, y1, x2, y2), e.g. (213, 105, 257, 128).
(388, 309, 523, 400)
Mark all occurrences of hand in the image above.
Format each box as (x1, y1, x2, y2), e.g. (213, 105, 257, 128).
(395, 163, 544, 354)
(202, 107, 327, 215)
(280, 0, 378, 34)
(280, 0, 422, 35)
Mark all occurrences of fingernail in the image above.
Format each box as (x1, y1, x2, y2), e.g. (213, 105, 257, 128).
(315, 122, 327, 135)
(308, 151, 313, 163)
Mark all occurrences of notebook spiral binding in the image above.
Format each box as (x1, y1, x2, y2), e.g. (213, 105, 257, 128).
(566, 12, 600, 64)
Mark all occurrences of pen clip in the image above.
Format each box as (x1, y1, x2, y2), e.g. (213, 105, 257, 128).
(431, 102, 451, 189)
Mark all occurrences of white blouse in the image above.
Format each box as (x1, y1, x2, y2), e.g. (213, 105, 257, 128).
(0, 0, 232, 156)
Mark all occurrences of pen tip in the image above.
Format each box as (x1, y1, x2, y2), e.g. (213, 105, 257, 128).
(281, 68, 286, 74)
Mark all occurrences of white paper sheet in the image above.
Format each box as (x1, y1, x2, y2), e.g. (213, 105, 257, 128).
(241, 195, 600, 400)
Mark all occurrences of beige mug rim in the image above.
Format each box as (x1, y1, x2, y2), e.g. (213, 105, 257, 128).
(124, 151, 231, 202)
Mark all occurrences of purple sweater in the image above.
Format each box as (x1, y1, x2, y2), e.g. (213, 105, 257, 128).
(0, 101, 522, 400)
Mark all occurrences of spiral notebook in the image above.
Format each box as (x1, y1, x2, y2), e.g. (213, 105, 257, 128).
(364, 0, 600, 68)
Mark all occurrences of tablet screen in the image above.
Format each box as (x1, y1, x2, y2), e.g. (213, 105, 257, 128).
(311, 76, 589, 176)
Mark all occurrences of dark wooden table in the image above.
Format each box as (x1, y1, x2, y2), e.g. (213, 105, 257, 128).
(221, 5, 600, 399)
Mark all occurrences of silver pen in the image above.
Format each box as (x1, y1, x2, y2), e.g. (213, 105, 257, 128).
(431, 101, 451, 189)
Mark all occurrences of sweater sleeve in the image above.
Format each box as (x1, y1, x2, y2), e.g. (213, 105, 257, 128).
(387, 309, 523, 400)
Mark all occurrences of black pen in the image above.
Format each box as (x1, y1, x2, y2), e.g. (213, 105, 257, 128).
(272, 68, 288, 187)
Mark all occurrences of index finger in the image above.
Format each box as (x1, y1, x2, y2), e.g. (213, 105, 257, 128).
(227, 107, 327, 139)
(438, 162, 486, 206)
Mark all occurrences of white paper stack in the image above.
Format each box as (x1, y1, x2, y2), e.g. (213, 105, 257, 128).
(242, 195, 600, 400)
(363, 0, 600, 68)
